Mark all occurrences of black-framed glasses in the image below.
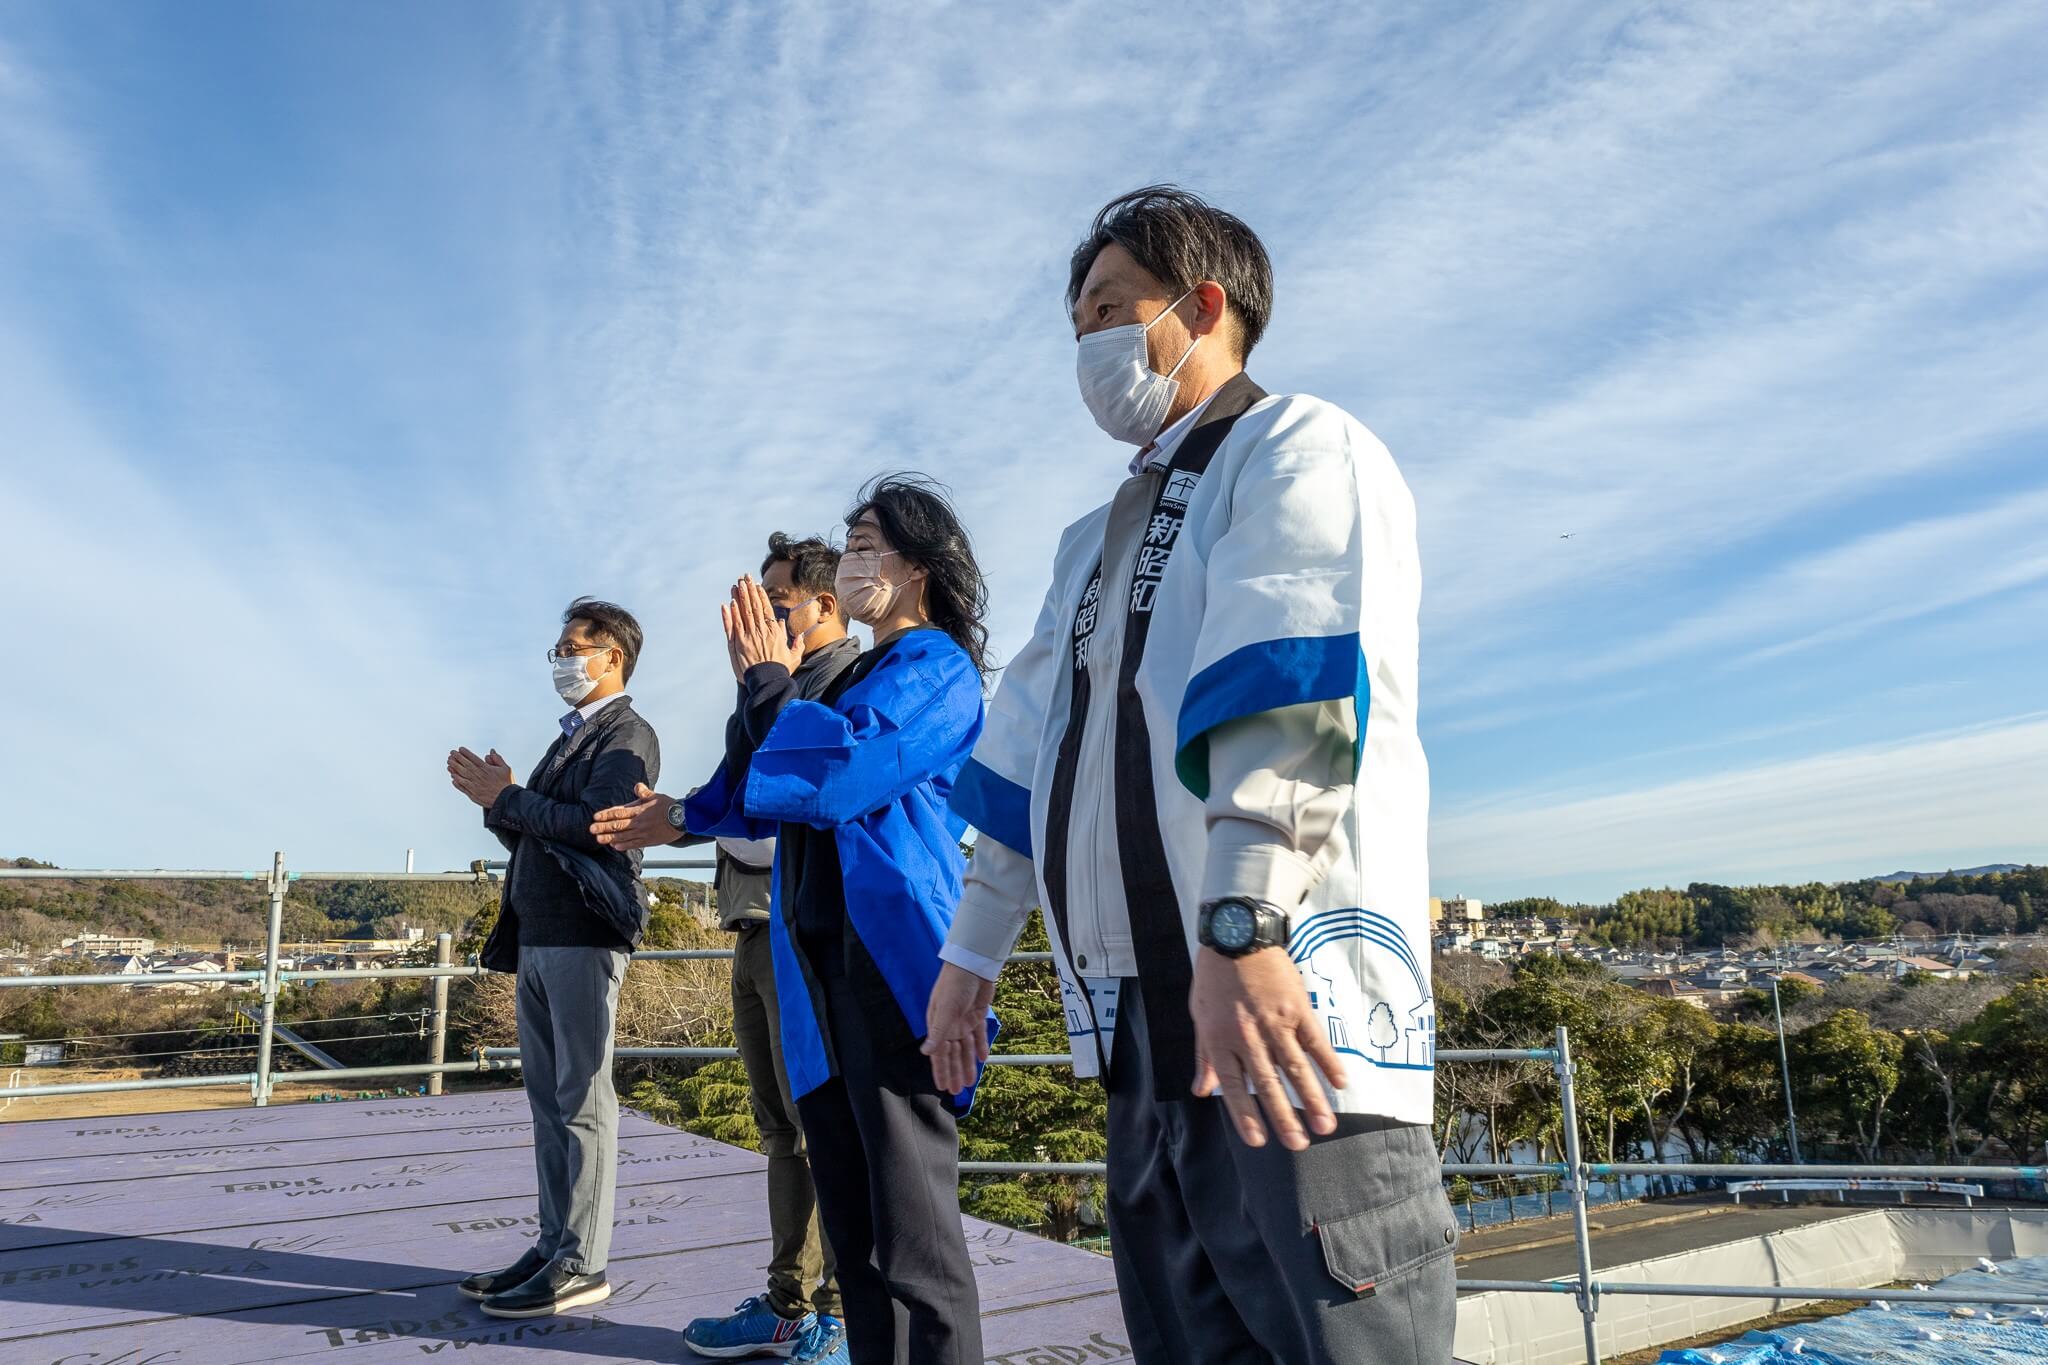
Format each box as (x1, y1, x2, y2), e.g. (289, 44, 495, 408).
(546, 644, 613, 663)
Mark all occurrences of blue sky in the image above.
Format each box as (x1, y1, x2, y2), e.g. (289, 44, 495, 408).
(2, 2, 2043, 903)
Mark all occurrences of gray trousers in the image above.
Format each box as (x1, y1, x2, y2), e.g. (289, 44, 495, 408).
(1106, 974, 1459, 1364)
(515, 945, 627, 1275)
(731, 919, 840, 1317)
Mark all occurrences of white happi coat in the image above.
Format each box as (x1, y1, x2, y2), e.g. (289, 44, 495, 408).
(948, 376, 1435, 1124)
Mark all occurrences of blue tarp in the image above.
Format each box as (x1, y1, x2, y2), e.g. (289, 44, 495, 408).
(1661, 1254, 2048, 1363)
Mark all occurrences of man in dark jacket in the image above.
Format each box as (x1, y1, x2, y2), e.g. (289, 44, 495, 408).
(446, 597, 659, 1320)
(591, 534, 858, 1364)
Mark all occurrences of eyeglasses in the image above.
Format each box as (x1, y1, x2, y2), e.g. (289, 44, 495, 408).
(546, 644, 613, 663)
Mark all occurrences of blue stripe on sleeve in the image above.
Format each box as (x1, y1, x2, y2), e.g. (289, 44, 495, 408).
(1174, 633, 1369, 799)
(949, 757, 1033, 858)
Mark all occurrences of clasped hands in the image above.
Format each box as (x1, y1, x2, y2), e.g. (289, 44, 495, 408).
(447, 747, 516, 808)
(588, 578, 795, 850)
(723, 575, 800, 681)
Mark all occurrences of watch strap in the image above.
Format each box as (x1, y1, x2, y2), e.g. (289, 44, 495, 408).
(1199, 896, 1291, 955)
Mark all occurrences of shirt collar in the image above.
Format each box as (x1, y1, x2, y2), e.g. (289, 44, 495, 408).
(1129, 393, 1217, 476)
(795, 636, 858, 674)
(560, 691, 626, 737)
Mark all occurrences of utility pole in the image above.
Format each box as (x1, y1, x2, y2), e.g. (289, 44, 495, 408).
(1771, 974, 1802, 1163)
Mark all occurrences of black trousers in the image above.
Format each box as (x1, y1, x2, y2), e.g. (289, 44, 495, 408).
(795, 959, 983, 1365)
(1106, 974, 1459, 1364)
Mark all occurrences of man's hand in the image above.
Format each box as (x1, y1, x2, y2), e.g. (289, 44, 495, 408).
(591, 782, 680, 849)
(447, 747, 516, 809)
(723, 576, 802, 676)
(1189, 945, 1347, 1151)
(923, 961, 997, 1094)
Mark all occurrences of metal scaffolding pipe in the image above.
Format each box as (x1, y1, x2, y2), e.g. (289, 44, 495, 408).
(1453, 1278, 2048, 1308)
(0, 970, 268, 988)
(252, 853, 286, 1106)
(1554, 1026, 1602, 1364)
(960, 1162, 1107, 1175)
(235, 1006, 343, 1071)
(428, 932, 452, 1097)
(266, 1060, 516, 1084)
(291, 871, 508, 883)
(0, 868, 271, 880)
(483, 1046, 1081, 1068)
(282, 966, 488, 983)
(626, 947, 1056, 965)
(1588, 1161, 2045, 1181)
(1, 1072, 262, 1099)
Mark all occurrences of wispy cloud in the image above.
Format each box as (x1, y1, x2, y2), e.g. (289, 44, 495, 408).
(0, 2, 2042, 887)
(1435, 485, 2048, 710)
(1432, 713, 2048, 901)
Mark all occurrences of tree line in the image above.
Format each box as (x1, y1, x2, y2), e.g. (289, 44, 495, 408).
(1486, 864, 2045, 950)
(9, 858, 2038, 955)
(1436, 948, 2048, 1172)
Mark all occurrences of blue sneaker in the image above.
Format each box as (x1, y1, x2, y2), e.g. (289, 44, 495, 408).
(790, 1315, 849, 1365)
(682, 1294, 813, 1358)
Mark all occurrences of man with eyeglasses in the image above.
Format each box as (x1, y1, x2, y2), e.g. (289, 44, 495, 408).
(591, 534, 857, 1363)
(446, 597, 660, 1320)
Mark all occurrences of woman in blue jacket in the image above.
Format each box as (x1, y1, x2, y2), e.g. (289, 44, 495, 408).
(686, 475, 993, 1365)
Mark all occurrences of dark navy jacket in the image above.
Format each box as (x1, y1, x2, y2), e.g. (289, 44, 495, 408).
(480, 696, 660, 972)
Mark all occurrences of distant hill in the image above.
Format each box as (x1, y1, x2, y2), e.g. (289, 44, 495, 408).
(1874, 864, 2028, 882)
(1, 856, 497, 949)
(0, 856, 714, 951)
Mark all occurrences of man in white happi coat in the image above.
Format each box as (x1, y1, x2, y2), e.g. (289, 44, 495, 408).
(924, 186, 1457, 1364)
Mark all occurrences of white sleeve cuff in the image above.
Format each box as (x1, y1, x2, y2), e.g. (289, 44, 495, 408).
(1201, 818, 1317, 915)
(943, 839, 1037, 972)
(939, 941, 1007, 983)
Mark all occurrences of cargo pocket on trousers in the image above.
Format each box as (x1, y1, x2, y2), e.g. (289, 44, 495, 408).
(1314, 1186, 1460, 1298)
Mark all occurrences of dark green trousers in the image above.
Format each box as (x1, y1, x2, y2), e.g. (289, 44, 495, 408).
(731, 918, 841, 1317)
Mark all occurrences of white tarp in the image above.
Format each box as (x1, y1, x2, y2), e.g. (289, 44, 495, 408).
(1454, 1208, 2048, 1364)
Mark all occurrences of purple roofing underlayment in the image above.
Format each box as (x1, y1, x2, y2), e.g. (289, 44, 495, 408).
(0, 1105, 695, 1187)
(0, 1129, 756, 1247)
(0, 1089, 1129, 1363)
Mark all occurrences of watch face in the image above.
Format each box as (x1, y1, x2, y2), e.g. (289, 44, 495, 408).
(665, 803, 686, 830)
(1211, 901, 1256, 951)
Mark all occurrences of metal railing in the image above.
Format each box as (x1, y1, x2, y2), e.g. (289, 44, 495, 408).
(5, 855, 2047, 1362)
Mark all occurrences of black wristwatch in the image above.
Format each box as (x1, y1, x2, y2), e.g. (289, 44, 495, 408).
(1197, 897, 1291, 957)
(665, 802, 687, 832)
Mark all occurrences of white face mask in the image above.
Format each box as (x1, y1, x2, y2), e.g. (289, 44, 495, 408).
(835, 550, 905, 626)
(1075, 290, 1200, 446)
(551, 650, 607, 705)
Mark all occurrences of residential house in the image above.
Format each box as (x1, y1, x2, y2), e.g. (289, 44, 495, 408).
(1638, 978, 1710, 1009)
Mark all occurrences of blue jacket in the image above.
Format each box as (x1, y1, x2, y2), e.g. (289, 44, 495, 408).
(685, 629, 997, 1113)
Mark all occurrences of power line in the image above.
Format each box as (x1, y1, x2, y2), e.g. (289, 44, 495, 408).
(31, 1010, 423, 1048)
(52, 1030, 427, 1066)
(48, 1046, 260, 1066)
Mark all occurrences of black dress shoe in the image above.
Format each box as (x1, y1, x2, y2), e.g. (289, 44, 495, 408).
(480, 1256, 611, 1318)
(457, 1246, 548, 1301)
